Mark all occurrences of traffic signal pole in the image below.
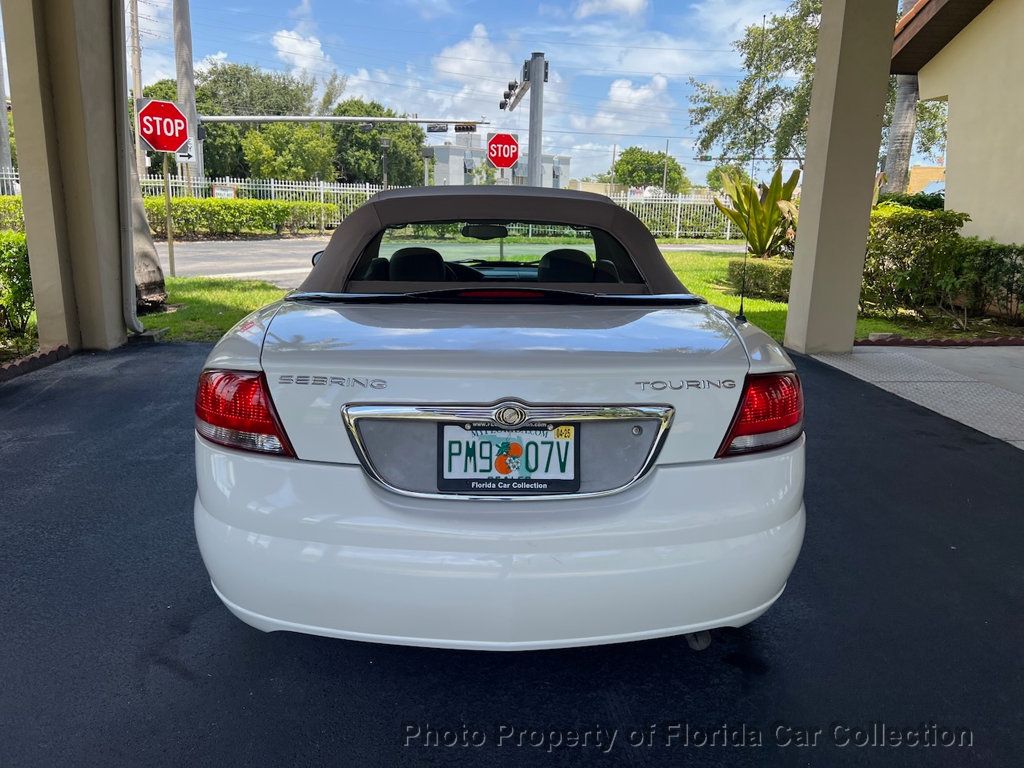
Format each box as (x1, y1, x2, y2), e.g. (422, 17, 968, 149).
(499, 52, 547, 187)
(526, 53, 545, 187)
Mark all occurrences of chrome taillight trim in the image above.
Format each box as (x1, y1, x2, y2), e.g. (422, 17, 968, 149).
(341, 401, 674, 502)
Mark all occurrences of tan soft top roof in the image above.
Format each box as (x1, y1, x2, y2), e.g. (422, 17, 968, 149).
(298, 186, 685, 294)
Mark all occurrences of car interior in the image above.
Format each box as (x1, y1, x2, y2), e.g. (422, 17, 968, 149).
(351, 222, 645, 284)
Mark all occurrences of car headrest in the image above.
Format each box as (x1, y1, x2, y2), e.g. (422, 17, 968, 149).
(538, 249, 593, 282)
(363, 257, 390, 280)
(593, 259, 621, 283)
(389, 247, 446, 282)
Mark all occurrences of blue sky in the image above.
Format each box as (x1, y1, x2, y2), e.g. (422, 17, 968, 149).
(134, 0, 790, 182)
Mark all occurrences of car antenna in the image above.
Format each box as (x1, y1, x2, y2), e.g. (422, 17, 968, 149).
(736, 13, 767, 326)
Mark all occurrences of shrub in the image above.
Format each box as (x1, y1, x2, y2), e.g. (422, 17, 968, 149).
(714, 167, 800, 258)
(877, 191, 945, 210)
(944, 237, 1024, 322)
(0, 231, 32, 335)
(726, 257, 793, 301)
(0, 196, 24, 232)
(143, 197, 336, 237)
(861, 203, 971, 318)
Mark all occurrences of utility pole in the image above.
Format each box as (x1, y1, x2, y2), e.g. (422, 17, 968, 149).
(0, 41, 12, 174)
(380, 138, 390, 189)
(498, 52, 547, 187)
(611, 144, 618, 186)
(173, 0, 204, 180)
(128, 0, 146, 179)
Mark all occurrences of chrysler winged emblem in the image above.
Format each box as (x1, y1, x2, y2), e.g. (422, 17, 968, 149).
(493, 403, 528, 428)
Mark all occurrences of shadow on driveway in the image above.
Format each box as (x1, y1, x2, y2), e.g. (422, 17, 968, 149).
(1, 344, 1021, 766)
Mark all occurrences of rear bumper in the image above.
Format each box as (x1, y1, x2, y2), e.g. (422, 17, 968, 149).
(195, 434, 805, 650)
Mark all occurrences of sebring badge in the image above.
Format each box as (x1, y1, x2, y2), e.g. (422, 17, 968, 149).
(493, 403, 528, 427)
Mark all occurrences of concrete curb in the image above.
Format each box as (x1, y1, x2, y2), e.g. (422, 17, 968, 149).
(0, 345, 73, 383)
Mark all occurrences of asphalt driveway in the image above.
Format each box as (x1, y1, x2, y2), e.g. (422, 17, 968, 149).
(1, 344, 1021, 766)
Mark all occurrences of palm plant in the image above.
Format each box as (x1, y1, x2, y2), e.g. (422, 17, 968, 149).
(714, 167, 801, 258)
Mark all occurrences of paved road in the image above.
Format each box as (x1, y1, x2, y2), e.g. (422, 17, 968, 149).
(158, 238, 745, 290)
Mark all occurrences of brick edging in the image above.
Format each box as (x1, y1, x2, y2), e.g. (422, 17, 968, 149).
(855, 336, 1024, 347)
(0, 345, 73, 383)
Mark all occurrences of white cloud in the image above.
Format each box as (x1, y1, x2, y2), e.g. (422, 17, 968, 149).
(196, 51, 228, 73)
(575, 0, 647, 19)
(272, 29, 333, 75)
(569, 75, 672, 134)
(688, 0, 789, 40)
(406, 0, 455, 19)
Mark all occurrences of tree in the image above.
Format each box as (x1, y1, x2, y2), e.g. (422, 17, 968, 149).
(882, 0, 922, 194)
(332, 99, 425, 186)
(613, 146, 690, 193)
(705, 162, 753, 192)
(195, 64, 322, 178)
(689, 0, 946, 168)
(241, 123, 336, 181)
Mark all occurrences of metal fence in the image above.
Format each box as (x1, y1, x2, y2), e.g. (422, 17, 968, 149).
(0, 165, 738, 239)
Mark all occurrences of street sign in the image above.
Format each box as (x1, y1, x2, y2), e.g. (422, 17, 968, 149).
(487, 132, 519, 169)
(426, 123, 448, 133)
(176, 137, 196, 165)
(137, 99, 190, 153)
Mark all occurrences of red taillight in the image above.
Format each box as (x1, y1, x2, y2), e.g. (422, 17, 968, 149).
(195, 370, 294, 456)
(717, 373, 803, 457)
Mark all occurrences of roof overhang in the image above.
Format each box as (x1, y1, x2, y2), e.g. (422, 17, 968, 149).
(891, 0, 995, 75)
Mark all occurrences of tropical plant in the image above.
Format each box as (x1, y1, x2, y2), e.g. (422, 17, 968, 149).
(713, 168, 800, 258)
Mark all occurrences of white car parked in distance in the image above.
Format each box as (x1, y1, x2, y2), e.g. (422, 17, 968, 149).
(194, 186, 805, 651)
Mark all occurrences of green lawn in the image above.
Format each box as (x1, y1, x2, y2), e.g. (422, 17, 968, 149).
(663, 250, 911, 342)
(142, 257, 1019, 344)
(141, 277, 286, 342)
(666, 250, 1024, 342)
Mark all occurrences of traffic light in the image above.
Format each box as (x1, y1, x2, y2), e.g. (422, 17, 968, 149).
(454, 123, 476, 133)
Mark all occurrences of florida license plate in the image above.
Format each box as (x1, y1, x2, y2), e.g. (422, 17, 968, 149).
(437, 423, 581, 494)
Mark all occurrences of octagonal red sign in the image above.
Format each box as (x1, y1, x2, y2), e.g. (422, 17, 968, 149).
(137, 100, 189, 153)
(487, 132, 519, 170)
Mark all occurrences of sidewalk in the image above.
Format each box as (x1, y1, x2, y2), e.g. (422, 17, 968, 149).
(815, 347, 1024, 449)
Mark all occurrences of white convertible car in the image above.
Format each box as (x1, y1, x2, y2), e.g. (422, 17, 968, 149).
(194, 186, 805, 651)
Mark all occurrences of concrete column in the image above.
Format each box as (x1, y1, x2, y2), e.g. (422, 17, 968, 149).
(1, 0, 128, 350)
(784, 0, 896, 353)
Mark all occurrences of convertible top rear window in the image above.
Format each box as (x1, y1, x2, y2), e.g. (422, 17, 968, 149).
(346, 220, 646, 290)
(299, 186, 689, 296)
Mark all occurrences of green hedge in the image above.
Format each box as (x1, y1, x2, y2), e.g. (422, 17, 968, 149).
(0, 231, 32, 336)
(876, 191, 945, 210)
(143, 197, 337, 237)
(861, 203, 971, 317)
(726, 257, 793, 301)
(0, 196, 25, 232)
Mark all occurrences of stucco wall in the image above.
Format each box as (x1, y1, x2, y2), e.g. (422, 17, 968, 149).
(918, 0, 1024, 244)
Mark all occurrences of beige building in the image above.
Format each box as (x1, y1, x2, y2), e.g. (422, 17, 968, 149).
(893, 0, 1023, 244)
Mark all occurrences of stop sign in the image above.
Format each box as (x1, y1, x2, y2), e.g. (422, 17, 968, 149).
(137, 99, 190, 153)
(487, 132, 519, 169)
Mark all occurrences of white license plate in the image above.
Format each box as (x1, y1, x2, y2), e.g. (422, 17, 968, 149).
(437, 423, 580, 494)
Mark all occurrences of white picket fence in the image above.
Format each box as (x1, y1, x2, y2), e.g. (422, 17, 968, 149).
(0, 166, 737, 239)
